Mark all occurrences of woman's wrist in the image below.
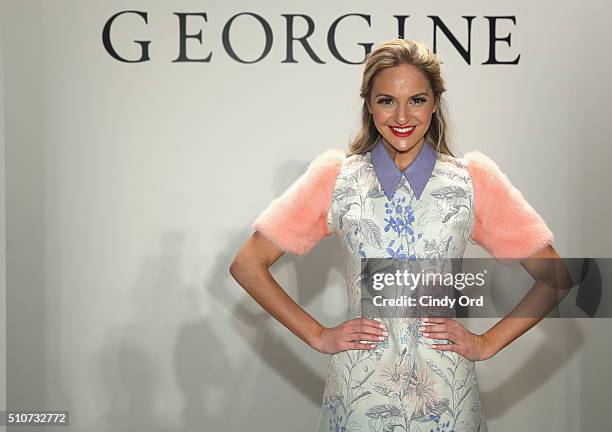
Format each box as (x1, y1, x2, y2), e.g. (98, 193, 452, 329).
(479, 332, 500, 360)
(307, 324, 327, 352)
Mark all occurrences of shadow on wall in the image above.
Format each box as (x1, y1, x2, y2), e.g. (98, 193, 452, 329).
(480, 260, 586, 419)
(481, 319, 584, 419)
(213, 228, 339, 426)
(96, 231, 229, 431)
(95, 157, 342, 431)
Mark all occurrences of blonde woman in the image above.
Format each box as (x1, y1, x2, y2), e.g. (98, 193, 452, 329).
(230, 39, 561, 432)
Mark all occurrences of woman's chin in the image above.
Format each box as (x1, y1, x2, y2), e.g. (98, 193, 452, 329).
(382, 135, 423, 153)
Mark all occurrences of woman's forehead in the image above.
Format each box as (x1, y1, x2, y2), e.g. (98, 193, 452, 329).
(371, 64, 431, 95)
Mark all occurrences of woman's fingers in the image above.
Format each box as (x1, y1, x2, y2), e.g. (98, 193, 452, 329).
(421, 325, 457, 336)
(327, 318, 388, 353)
(431, 342, 455, 351)
(424, 332, 456, 343)
(344, 341, 377, 350)
(351, 325, 387, 337)
(347, 332, 385, 343)
(353, 317, 386, 329)
(349, 319, 387, 336)
(419, 319, 462, 347)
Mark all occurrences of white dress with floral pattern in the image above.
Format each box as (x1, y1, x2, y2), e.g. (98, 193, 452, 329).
(319, 150, 487, 432)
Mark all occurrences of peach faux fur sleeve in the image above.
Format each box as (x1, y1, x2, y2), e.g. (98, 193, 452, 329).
(251, 148, 346, 255)
(463, 151, 554, 260)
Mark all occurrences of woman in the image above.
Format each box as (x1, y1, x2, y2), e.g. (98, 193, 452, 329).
(230, 39, 562, 432)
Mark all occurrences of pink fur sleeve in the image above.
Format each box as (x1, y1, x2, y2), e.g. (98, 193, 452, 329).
(463, 151, 554, 260)
(252, 148, 346, 255)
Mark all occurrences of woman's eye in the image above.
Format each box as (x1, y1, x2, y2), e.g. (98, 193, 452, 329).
(376, 97, 426, 106)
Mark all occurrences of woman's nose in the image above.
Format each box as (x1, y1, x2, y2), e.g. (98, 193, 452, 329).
(394, 105, 409, 125)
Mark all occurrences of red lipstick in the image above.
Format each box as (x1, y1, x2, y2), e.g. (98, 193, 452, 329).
(388, 125, 416, 137)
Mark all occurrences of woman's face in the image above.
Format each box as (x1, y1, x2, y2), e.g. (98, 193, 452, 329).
(366, 63, 437, 157)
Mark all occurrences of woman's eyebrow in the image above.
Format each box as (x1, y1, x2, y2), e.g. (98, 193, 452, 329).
(374, 92, 429, 98)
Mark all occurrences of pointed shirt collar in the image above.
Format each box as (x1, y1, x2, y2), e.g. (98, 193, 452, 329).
(370, 136, 437, 200)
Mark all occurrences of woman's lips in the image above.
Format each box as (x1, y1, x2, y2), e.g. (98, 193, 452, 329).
(388, 125, 416, 137)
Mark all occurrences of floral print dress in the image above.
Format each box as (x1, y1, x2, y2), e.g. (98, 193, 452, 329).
(319, 145, 487, 432)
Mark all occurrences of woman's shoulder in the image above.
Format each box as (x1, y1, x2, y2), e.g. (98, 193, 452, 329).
(436, 149, 507, 180)
(311, 147, 347, 166)
(457, 149, 500, 171)
(454, 148, 554, 260)
(454, 149, 514, 187)
(338, 150, 372, 175)
(309, 147, 377, 180)
(433, 150, 472, 179)
(251, 147, 346, 255)
(306, 147, 347, 177)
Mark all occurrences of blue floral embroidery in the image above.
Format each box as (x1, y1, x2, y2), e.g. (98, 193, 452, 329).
(384, 196, 417, 259)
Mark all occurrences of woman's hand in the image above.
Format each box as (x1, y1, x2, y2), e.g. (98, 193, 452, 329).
(420, 317, 497, 361)
(311, 318, 388, 355)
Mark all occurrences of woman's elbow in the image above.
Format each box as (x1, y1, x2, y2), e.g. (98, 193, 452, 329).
(230, 232, 284, 277)
(229, 251, 249, 282)
(229, 237, 271, 282)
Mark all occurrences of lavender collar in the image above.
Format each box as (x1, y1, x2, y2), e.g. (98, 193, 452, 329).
(370, 136, 437, 200)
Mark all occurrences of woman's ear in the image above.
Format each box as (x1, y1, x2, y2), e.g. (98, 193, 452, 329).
(366, 98, 372, 114)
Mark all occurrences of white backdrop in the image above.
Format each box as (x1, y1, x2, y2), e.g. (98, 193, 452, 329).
(1, 1, 611, 431)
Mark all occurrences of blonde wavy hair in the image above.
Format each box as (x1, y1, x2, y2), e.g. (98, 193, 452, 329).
(349, 39, 453, 157)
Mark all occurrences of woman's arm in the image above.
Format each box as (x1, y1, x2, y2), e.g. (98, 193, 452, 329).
(229, 231, 325, 349)
(229, 231, 387, 354)
(428, 150, 565, 360)
(421, 243, 573, 360)
(478, 243, 572, 358)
